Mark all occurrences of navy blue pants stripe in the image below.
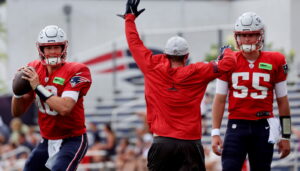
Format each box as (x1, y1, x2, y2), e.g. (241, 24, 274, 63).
(66, 134, 88, 171)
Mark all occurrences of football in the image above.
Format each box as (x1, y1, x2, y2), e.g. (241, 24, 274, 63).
(12, 69, 32, 96)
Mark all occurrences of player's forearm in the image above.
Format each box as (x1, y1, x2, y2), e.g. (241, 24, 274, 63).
(11, 95, 33, 117)
(212, 106, 225, 129)
(45, 96, 76, 116)
(212, 95, 226, 129)
(277, 96, 290, 117)
(11, 97, 26, 117)
(277, 96, 291, 140)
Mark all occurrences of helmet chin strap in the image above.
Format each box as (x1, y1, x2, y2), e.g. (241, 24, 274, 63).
(241, 44, 256, 53)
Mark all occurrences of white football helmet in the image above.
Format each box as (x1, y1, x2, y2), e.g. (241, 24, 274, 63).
(164, 36, 189, 56)
(37, 25, 68, 66)
(234, 12, 264, 53)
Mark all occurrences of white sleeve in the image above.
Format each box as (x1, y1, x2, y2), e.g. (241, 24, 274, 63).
(216, 79, 228, 95)
(62, 91, 79, 102)
(275, 80, 287, 98)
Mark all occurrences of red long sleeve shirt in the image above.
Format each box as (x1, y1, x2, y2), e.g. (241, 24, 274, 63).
(125, 14, 236, 140)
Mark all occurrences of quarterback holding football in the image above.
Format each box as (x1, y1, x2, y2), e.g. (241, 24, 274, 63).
(11, 25, 92, 171)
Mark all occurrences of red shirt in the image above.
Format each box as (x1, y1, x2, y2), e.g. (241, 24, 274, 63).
(218, 51, 287, 120)
(125, 14, 236, 140)
(28, 60, 92, 139)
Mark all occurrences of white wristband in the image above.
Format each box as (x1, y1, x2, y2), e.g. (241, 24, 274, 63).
(14, 94, 23, 99)
(211, 128, 221, 137)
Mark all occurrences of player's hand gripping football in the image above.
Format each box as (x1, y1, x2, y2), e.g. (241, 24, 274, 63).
(117, 0, 145, 19)
(22, 66, 40, 90)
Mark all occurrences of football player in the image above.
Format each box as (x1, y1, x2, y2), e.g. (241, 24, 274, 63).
(11, 25, 92, 171)
(119, 0, 237, 170)
(211, 12, 291, 171)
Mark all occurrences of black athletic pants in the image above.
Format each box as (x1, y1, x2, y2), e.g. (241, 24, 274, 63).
(147, 136, 206, 171)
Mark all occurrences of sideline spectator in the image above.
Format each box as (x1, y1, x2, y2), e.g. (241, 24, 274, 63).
(90, 123, 117, 162)
(87, 122, 102, 147)
(9, 118, 29, 146)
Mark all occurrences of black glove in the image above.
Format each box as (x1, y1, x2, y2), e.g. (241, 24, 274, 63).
(217, 45, 231, 61)
(117, 0, 145, 19)
(130, 0, 145, 17)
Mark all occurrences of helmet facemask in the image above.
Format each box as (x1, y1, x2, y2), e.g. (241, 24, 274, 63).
(235, 30, 264, 53)
(37, 43, 68, 66)
(234, 12, 264, 53)
(37, 25, 68, 66)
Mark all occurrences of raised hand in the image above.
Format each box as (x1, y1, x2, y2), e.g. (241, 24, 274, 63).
(218, 45, 231, 61)
(129, 0, 145, 17)
(117, 0, 145, 19)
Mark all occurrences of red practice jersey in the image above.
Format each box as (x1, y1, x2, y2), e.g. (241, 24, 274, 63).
(28, 60, 92, 139)
(125, 14, 236, 140)
(219, 51, 288, 120)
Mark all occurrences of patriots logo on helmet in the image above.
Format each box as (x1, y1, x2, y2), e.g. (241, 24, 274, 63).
(70, 75, 90, 87)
